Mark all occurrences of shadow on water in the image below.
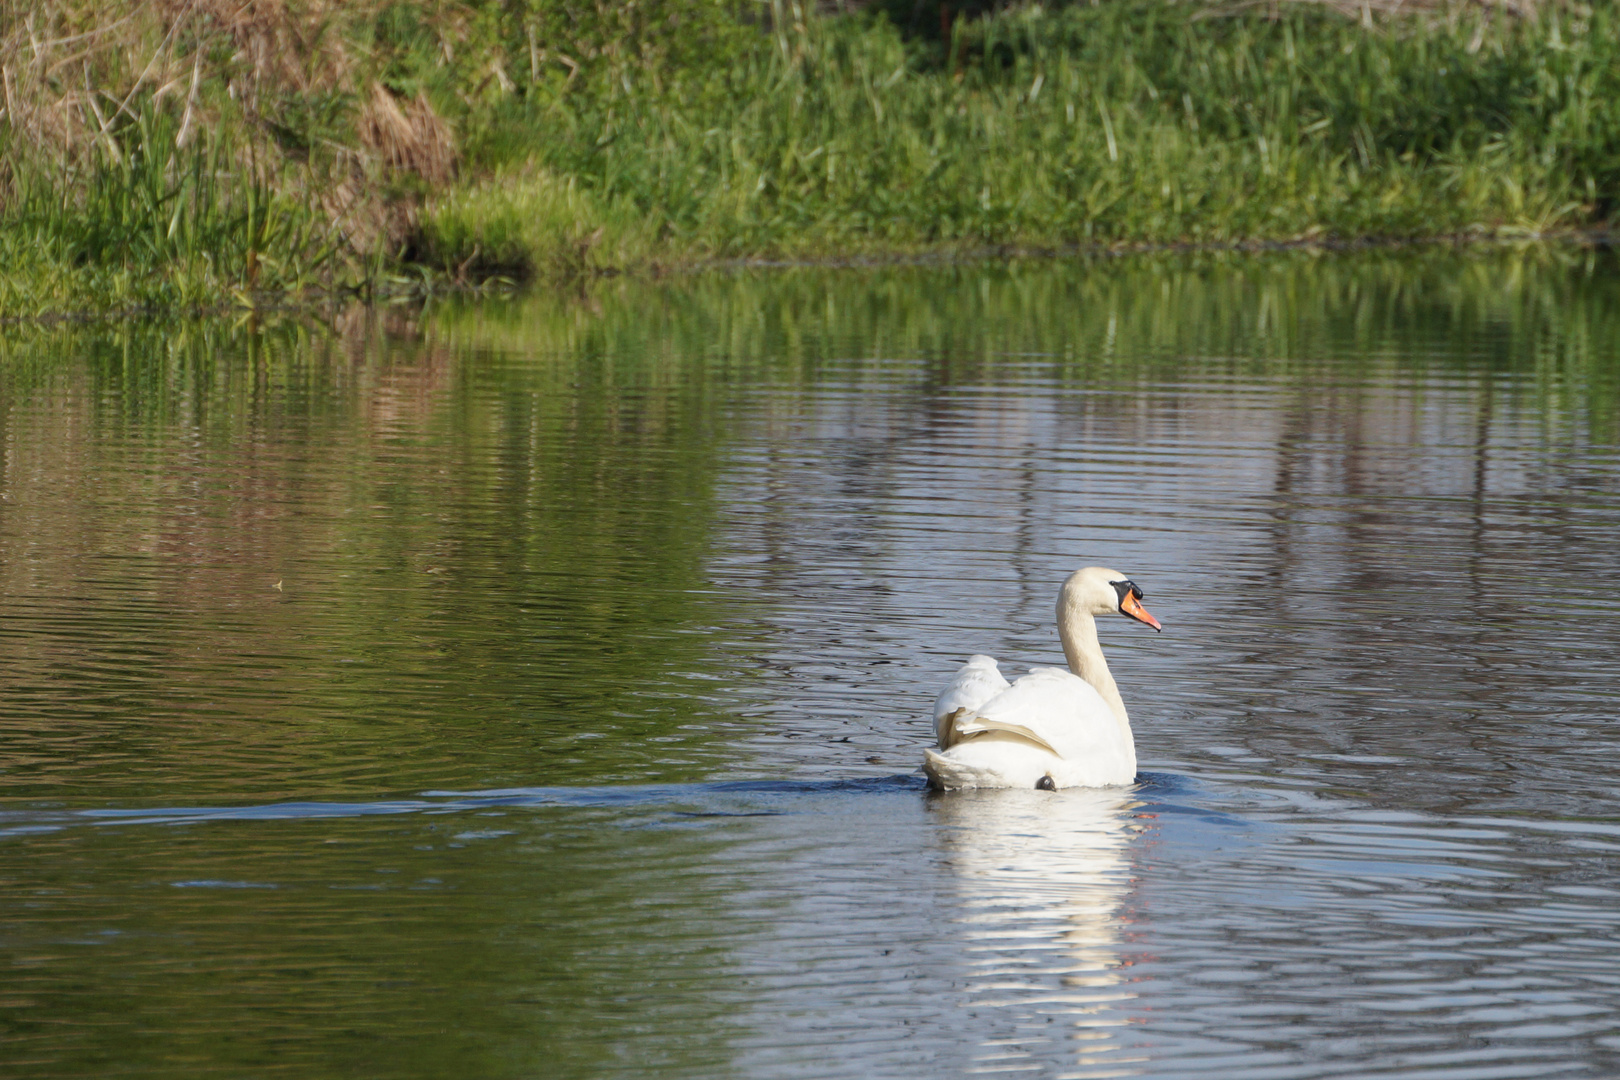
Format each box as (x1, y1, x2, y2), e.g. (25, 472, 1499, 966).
(0, 775, 927, 835)
(0, 771, 1241, 838)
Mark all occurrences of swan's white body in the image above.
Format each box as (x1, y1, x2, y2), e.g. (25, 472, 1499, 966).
(923, 567, 1157, 791)
(925, 662, 1135, 789)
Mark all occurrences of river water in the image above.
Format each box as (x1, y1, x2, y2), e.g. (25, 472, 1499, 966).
(2, 248, 1619, 1078)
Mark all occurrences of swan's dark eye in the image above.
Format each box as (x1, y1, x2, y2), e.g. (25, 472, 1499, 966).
(1110, 579, 1141, 606)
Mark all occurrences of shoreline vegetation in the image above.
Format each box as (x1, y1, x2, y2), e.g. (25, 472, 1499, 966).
(3, 0, 1619, 319)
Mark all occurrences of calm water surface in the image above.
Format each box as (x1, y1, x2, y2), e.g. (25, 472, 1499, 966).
(3, 249, 1620, 1078)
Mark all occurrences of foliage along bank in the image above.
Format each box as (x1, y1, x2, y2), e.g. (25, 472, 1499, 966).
(2, 0, 1618, 318)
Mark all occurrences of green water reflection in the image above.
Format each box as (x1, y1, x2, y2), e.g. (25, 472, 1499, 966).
(8, 810, 757, 1079)
(0, 311, 750, 800)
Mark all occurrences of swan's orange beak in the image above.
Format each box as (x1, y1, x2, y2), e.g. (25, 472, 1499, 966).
(1121, 592, 1161, 632)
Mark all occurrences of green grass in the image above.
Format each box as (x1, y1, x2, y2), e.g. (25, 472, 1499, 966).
(6, 1, 1620, 318)
(0, 113, 350, 318)
(414, 165, 665, 283)
(425, 2, 1620, 271)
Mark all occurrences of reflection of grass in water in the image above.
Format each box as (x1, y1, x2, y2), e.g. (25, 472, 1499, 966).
(0, 312, 746, 797)
(432, 245, 1620, 442)
(0, 248, 1614, 800)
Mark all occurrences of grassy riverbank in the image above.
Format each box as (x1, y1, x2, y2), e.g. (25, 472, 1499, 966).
(4, 0, 1619, 318)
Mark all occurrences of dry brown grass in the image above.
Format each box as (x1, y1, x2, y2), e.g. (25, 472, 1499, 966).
(0, 0, 456, 250)
(359, 82, 457, 186)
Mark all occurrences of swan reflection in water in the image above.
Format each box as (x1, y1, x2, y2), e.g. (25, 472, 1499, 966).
(929, 785, 1148, 1077)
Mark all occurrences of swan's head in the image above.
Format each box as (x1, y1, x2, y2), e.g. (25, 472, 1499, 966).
(1060, 566, 1161, 631)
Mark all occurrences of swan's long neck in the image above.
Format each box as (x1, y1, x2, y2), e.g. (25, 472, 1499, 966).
(1058, 602, 1130, 728)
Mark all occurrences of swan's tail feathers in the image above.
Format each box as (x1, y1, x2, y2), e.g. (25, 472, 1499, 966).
(933, 658, 1012, 747)
(923, 748, 993, 791)
(937, 706, 971, 749)
(948, 714, 1060, 757)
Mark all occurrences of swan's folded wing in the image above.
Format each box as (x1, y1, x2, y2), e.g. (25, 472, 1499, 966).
(950, 667, 1114, 759)
(933, 655, 1011, 748)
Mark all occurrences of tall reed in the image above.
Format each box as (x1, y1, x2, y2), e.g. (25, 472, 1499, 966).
(1, 112, 346, 315)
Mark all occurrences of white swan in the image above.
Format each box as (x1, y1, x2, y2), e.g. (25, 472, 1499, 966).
(923, 566, 1161, 791)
